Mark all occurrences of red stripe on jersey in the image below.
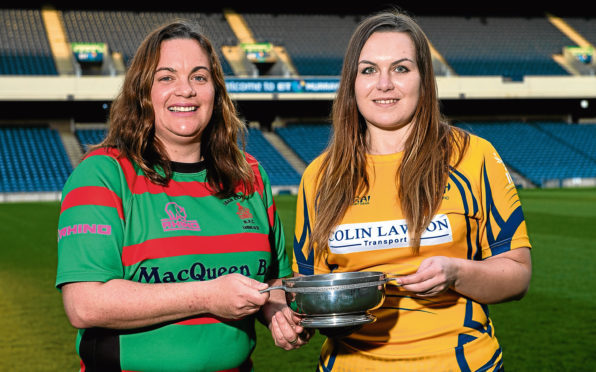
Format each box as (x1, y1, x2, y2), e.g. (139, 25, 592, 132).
(267, 204, 275, 228)
(61, 186, 124, 219)
(122, 234, 271, 266)
(246, 154, 264, 197)
(84, 147, 139, 193)
(176, 316, 227, 325)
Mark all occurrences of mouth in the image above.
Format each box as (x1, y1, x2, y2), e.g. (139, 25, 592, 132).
(168, 106, 198, 112)
(373, 99, 398, 104)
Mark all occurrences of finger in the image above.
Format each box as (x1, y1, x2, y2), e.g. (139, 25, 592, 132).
(400, 276, 439, 294)
(273, 312, 303, 348)
(271, 315, 296, 349)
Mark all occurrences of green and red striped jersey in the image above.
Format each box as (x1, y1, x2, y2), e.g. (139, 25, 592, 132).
(56, 147, 291, 372)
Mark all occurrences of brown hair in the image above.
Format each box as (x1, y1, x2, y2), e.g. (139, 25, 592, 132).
(310, 10, 469, 257)
(95, 20, 254, 198)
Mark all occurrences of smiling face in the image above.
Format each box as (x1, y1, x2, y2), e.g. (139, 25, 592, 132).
(355, 31, 421, 152)
(151, 38, 215, 162)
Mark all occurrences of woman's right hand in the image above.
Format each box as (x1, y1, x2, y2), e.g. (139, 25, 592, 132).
(204, 273, 270, 320)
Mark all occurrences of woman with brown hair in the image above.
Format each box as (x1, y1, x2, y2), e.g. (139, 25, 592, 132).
(55, 20, 305, 371)
(287, 10, 532, 371)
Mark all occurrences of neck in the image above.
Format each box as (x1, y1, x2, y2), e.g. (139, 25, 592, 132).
(366, 123, 412, 155)
(165, 144, 202, 163)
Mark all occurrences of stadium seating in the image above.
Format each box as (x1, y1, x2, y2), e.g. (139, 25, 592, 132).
(455, 121, 596, 187)
(75, 127, 107, 152)
(0, 125, 72, 192)
(562, 17, 596, 46)
(61, 10, 236, 75)
(242, 13, 361, 76)
(1, 8, 596, 195)
(244, 128, 302, 186)
(274, 123, 331, 164)
(416, 16, 572, 79)
(0, 9, 57, 75)
(1, 8, 590, 78)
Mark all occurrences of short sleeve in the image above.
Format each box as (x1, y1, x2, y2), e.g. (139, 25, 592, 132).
(476, 139, 532, 258)
(55, 153, 127, 288)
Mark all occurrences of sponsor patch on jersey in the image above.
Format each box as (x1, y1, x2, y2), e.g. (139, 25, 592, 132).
(161, 202, 201, 232)
(57, 223, 112, 242)
(328, 214, 453, 254)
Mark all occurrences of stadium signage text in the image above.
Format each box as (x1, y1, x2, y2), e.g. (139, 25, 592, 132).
(225, 78, 340, 94)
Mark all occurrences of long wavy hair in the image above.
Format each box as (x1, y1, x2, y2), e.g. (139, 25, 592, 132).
(94, 20, 254, 198)
(310, 10, 469, 257)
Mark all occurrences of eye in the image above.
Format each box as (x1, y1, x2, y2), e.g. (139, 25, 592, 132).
(394, 65, 410, 73)
(192, 74, 208, 82)
(360, 66, 376, 75)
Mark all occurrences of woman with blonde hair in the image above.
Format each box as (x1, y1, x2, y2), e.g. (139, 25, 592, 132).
(285, 10, 532, 371)
(55, 20, 305, 371)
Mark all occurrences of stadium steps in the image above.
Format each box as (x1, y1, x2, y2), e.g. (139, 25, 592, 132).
(547, 13, 596, 76)
(41, 6, 75, 75)
(260, 130, 306, 175)
(223, 9, 298, 77)
(51, 121, 84, 168)
(507, 167, 536, 189)
(547, 14, 591, 76)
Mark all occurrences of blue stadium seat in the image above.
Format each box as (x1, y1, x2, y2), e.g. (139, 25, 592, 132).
(0, 9, 58, 75)
(244, 128, 301, 186)
(0, 126, 72, 192)
(61, 10, 236, 75)
(416, 16, 572, 77)
(275, 123, 331, 164)
(455, 121, 596, 186)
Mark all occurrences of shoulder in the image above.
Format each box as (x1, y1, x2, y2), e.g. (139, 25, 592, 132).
(66, 147, 133, 188)
(455, 130, 497, 162)
(301, 152, 327, 184)
(243, 151, 264, 176)
(73, 147, 121, 172)
(244, 152, 259, 167)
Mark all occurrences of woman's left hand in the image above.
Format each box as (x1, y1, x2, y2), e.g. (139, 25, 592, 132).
(396, 256, 457, 297)
(260, 278, 313, 350)
(395, 248, 531, 304)
(268, 305, 313, 350)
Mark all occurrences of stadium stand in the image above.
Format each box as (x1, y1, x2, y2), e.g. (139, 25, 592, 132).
(244, 127, 302, 188)
(416, 16, 573, 80)
(61, 10, 237, 75)
(455, 121, 596, 187)
(274, 123, 332, 164)
(75, 126, 106, 152)
(0, 125, 72, 192)
(0, 6, 595, 197)
(0, 9, 57, 75)
(562, 17, 596, 46)
(242, 13, 361, 76)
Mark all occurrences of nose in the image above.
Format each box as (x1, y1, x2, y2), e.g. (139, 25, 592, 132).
(376, 70, 394, 91)
(175, 79, 196, 97)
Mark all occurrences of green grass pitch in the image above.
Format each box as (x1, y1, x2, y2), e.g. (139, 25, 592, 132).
(0, 188, 594, 371)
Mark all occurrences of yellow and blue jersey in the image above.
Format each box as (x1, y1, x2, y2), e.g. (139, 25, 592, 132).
(293, 134, 531, 371)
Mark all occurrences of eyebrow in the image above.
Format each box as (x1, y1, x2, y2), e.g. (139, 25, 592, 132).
(155, 66, 210, 73)
(358, 58, 414, 66)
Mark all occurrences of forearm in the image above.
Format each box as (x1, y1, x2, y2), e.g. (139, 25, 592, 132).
(452, 248, 532, 304)
(62, 279, 215, 329)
